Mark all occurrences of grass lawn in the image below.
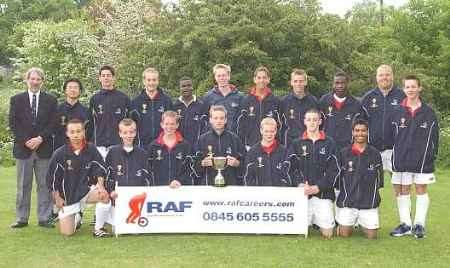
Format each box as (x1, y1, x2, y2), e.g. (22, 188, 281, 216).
(0, 166, 449, 267)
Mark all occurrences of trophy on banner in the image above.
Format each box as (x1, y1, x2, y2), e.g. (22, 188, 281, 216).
(212, 156, 227, 187)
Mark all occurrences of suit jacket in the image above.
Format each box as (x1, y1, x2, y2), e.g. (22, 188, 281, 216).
(9, 91, 57, 159)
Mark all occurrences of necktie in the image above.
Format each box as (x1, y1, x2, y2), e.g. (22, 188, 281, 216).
(31, 93, 37, 125)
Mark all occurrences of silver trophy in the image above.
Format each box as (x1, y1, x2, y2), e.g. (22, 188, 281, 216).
(212, 156, 227, 187)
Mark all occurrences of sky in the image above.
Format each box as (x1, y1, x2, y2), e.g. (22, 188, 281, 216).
(320, 0, 408, 16)
(162, 0, 409, 16)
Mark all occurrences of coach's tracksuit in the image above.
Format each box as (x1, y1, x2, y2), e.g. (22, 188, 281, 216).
(319, 93, 367, 150)
(337, 144, 384, 209)
(391, 100, 439, 173)
(280, 93, 319, 146)
(173, 96, 208, 148)
(130, 89, 173, 148)
(361, 87, 405, 151)
(201, 85, 244, 133)
(237, 88, 281, 149)
(105, 145, 152, 192)
(243, 141, 292, 186)
(88, 89, 130, 147)
(54, 101, 89, 149)
(148, 132, 196, 185)
(287, 131, 340, 200)
(195, 129, 245, 186)
(46, 142, 106, 206)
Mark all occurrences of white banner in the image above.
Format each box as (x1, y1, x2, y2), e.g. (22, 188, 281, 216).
(114, 186, 308, 236)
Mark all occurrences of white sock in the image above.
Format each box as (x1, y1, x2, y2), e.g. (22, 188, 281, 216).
(397, 195, 412, 226)
(95, 202, 111, 230)
(414, 194, 430, 227)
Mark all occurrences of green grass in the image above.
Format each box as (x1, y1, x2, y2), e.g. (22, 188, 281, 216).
(1, 167, 450, 267)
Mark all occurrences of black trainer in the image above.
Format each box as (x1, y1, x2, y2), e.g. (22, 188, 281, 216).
(413, 224, 426, 239)
(390, 223, 412, 237)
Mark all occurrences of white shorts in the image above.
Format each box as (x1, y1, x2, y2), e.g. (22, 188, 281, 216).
(381, 150, 392, 172)
(336, 207, 379, 230)
(391, 172, 436, 185)
(58, 193, 89, 219)
(308, 197, 335, 229)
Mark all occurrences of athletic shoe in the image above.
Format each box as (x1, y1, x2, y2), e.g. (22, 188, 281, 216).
(413, 224, 426, 239)
(10, 222, 28, 228)
(390, 223, 412, 237)
(93, 229, 111, 238)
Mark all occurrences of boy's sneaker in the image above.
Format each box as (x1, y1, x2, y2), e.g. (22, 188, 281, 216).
(93, 228, 111, 238)
(413, 224, 426, 239)
(390, 223, 412, 237)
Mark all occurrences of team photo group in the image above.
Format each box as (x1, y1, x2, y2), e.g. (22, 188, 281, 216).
(8, 63, 439, 240)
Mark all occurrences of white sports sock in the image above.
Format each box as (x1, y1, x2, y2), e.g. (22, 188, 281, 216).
(397, 194, 412, 226)
(95, 202, 112, 230)
(414, 194, 430, 227)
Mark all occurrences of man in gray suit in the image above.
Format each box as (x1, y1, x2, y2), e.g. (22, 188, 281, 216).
(9, 67, 57, 228)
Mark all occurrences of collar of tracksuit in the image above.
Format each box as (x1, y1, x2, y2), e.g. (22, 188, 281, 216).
(156, 131, 184, 151)
(249, 87, 272, 102)
(68, 139, 87, 154)
(261, 139, 278, 155)
(302, 131, 326, 141)
(212, 84, 238, 96)
(401, 98, 422, 118)
(351, 144, 366, 156)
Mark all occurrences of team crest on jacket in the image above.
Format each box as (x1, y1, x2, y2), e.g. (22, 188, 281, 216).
(371, 98, 378, 108)
(97, 104, 104, 114)
(400, 118, 407, 128)
(301, 145, 308, 157)
(66, 160, 73, 170)
(257, 157, 264, 167)
(368, 163, 376, 171)
(136, 170, 142, 177)
(176, 152, 183, 160)
(117, 165, 123, 176)
(347, 161, 354, 172)
(156, 149, 163, 160)
(158, 106, 165, 113)
(115, 107, 122, 114)
(327, 106, 333, 116)
(248, 106, 255, 116)
(319, 147, 326, 155)
(345, 114, 352, 120)
(420, 121, 428, 129)
(391, 99, 399, 106)
(266, 111, 274, 117)
(231, 102, 239, 107)
(60, 115, 66, 126)
(289, 109, 295, 119)
(141, 103, 148, 114)
(226, 147, 232, 155)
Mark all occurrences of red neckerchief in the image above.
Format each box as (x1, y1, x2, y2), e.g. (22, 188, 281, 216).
(302, 131, 326, 141)
(261, 139, 278, 155)
(401, 98, 421, 118)
(156, 131, 184, 151)
(69, 139, 87, 153)
(351, 144, 366, 156)
(333, 96, 345, 110)
(250, 87, 272, 102)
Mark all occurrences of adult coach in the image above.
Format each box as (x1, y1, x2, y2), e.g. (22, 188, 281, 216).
(361, 65, 405, 172)
(9, 67, 57, 228)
